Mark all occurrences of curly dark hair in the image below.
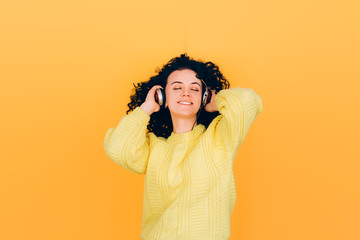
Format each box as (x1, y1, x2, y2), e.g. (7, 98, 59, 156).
(126, 53, 230, 138)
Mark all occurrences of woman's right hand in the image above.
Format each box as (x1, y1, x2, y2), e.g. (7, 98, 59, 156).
(140, 85, 163, 116)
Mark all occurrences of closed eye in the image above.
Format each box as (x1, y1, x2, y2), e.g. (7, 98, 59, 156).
(173, 87, 199, 91)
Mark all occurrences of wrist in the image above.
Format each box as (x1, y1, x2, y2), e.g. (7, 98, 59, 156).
(140, 103, 154, 116)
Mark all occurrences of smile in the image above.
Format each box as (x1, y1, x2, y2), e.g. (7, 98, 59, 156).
(178, 101, 193, 105)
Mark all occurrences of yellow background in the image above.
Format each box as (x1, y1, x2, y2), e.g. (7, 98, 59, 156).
(1, 0, 359, 239)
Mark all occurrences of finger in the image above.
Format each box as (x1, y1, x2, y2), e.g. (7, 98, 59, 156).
(210, 90, 216, 101)
(150, 85, 163, 93)
(147, 86, 159, 96)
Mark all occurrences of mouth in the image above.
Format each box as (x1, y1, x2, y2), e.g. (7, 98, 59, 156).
(177, 101, 193, 105)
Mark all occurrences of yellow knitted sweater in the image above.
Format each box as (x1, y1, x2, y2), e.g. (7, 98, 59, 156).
(103, 88, 263, 240)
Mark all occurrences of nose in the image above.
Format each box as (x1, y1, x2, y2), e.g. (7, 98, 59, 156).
(181, 88, 191, 97)
(182, 92, 191, 97)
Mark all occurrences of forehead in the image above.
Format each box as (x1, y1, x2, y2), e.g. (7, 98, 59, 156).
(167, 69, 201, 84)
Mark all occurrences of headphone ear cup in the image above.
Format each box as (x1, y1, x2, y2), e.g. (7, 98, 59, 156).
(206, 89, 212, 104)
(202, 88, 209, 107)
(155, 88, 166, 106)
(201, 88, 212, 107)
(161, 88, 166, 107)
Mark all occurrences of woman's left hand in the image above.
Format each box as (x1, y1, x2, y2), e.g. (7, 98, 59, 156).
(204, 89, 218, 112)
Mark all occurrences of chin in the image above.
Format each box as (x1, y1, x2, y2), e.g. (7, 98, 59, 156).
(169, 103, 200, 117)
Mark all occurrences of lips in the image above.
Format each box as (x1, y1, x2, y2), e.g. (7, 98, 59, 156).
(178, 101, 193, 105)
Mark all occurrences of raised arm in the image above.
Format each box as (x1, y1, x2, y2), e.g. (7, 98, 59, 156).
(104, 85, 163, 174)
(103, 107, 151, 174)
(211, 88, 263, 152)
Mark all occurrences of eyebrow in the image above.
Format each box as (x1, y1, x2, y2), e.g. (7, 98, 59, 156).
(171, 81, 201, 86)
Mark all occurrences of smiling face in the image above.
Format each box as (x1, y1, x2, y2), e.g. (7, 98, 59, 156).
(165, 68, 203, 119)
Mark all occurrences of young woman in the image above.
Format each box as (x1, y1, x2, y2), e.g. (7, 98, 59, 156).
(103, 53, 263, 239)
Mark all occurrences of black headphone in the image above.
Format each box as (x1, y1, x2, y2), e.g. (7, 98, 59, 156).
(154, 74, 211, 107)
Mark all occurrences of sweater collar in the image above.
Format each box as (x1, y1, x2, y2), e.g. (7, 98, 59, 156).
(167, 124, 205, 144)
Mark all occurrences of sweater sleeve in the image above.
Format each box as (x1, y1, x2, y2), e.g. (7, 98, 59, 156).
(103, 107, 151, 174)
(212, 88, 263, 152)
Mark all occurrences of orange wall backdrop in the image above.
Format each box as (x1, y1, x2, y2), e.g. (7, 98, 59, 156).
(1, 0, 359, 239)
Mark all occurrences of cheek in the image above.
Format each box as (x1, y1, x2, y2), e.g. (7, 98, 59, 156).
(195, 93, 203, 103)
(165, 89, 182, 100)
(165, 91, 173, 101)
(165, 91, 177, 106)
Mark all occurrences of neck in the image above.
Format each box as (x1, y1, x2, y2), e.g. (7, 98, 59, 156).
(170, 114, 197, 134)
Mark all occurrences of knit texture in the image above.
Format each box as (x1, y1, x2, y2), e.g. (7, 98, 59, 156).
(104, 88, 263, 240)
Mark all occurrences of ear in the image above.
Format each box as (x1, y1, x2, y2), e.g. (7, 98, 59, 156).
(165, 101, 168, 108)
